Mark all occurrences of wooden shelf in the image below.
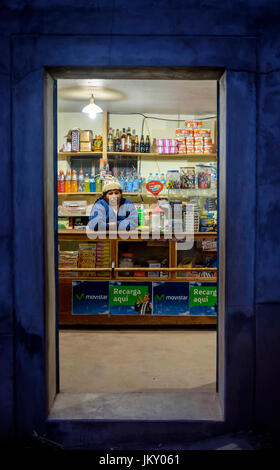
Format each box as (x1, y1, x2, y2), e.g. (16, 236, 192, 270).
(58, 229, 217, 239)
(58, 151, 217, 160)
(57, 190, 217, 197)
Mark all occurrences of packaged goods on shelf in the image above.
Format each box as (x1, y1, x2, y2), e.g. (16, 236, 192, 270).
(185, 121, 203, 128)
(147, 261, 161, 277)
(194, 144, 204, 154)
(59, 251, 78, 268)
(166, 170, 180, 189)
(61, 200, 88, 216)
(194, 137, 204, 146)
(199, 211, 217, 232)
(156, 139, 177, 147)
(71, 129, 80, 152)
(80, 142, 92, 152)
(93, 135, 103, 151)
(180, 167, 196, 189)
(80, 130, 93, 142)
(157, 146, 177, 154)
(196, 165, 212, 189)
(57, 217, 69, 229)
(178, 146, 187, 154)
(186, 145, 195, 153)
(194, 128, 211, 137)
(202, 239, 217, 251)
(78, 244, 96, 268)
(204, 197, 217, 211)
(62, 141, 72, 152)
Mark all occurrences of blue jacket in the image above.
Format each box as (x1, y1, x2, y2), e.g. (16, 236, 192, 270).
(88, 197, 139, 231)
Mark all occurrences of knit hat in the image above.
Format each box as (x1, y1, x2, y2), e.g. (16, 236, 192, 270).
(102, 176, 122, 194)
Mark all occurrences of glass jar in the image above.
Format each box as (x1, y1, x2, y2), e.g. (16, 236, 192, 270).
(166, 170, 180, 189)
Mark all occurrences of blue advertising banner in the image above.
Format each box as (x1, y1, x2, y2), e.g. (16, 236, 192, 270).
(189, 282, 217, 315)
(109, 281, 153, 315)
(72, 281, 109, 315)
(153, 282, 190, 315)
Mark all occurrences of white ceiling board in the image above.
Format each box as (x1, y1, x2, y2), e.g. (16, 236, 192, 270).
(57, 79, 217, 116)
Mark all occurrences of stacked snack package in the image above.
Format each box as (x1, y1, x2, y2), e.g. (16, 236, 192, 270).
(156, 139, 177, 154)
(78, 243, 96, 277)
(80, 130, 93, 152)
(59, 251, 78, 277)
(175, 121, 214, 154)
(199, 211, 217, 232)
(95, 241, 111, 278)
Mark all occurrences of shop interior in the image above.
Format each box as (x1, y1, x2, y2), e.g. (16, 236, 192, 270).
(56, 78, 218, 404)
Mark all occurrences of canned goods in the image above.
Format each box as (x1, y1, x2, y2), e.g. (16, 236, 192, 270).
(194, 137, 204, 146)
(176, 137, 186, 144)
(203, 137, 212, 144)
(194, 128, 211, 137)
(186, 137, 195, 145)
(175, 128, 186, 137)
(204, 145, 214, 153)
(186, 146, 195, 153)
(185, 121, 202, 128)
(194, 145, 204, 154)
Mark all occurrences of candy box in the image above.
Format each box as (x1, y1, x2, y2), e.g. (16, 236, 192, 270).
(71, 129, 80, 152)
(80, 141, 92, 152)
(80, 130, 93, 142)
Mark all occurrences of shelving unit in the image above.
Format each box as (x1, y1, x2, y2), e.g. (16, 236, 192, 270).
(57, 110, 218, 325)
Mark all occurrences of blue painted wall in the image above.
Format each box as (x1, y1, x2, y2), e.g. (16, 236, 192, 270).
(0, 0, 280, 448)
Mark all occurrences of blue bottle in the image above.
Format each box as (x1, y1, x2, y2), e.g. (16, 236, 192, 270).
(90, 173, 96, 192)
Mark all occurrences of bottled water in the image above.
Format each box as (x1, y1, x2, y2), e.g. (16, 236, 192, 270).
(133, 172, 139, 192)
(119, 171, 125, 191)
(126, 171, 134, 192)
(78, 170, 84, 192)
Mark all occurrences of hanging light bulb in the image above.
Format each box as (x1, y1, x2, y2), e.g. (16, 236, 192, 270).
(82, 93, 102, 119)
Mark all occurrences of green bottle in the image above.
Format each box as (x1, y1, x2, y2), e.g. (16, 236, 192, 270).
(84, 173, 90, 192)
(95, 175, 102, 192)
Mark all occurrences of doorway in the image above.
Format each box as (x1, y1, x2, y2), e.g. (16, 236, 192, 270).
(45, 68, 223, 421)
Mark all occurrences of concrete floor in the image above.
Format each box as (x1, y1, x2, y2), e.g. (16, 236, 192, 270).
(58, 329, 217, 393)
(50, 328, 222, 421)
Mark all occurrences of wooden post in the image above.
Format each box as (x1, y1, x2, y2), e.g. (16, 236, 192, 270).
(102, 110, 108, 162)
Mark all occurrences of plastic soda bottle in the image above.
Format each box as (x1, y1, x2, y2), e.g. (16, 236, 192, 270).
(59, 170, 65, 193)
(70, 170, 78, 192)
(95, 175, 102, 192)
(65, 169, 71, 193)
(57, 171, 61, 193)
(119, 171, 125, 191)
(133, 172, 139, 192)
(84, 173, 90, 192)
(78, 170, 84, 192)
(90, 173, 96, 192)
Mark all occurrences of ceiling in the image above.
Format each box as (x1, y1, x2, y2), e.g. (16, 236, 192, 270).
(57, 79, 217, 116)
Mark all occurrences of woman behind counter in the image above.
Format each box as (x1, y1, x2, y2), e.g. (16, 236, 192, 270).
(88, 177, 139, 233)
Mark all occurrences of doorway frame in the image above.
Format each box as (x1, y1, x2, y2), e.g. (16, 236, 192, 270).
(12, 34, 257, 446)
